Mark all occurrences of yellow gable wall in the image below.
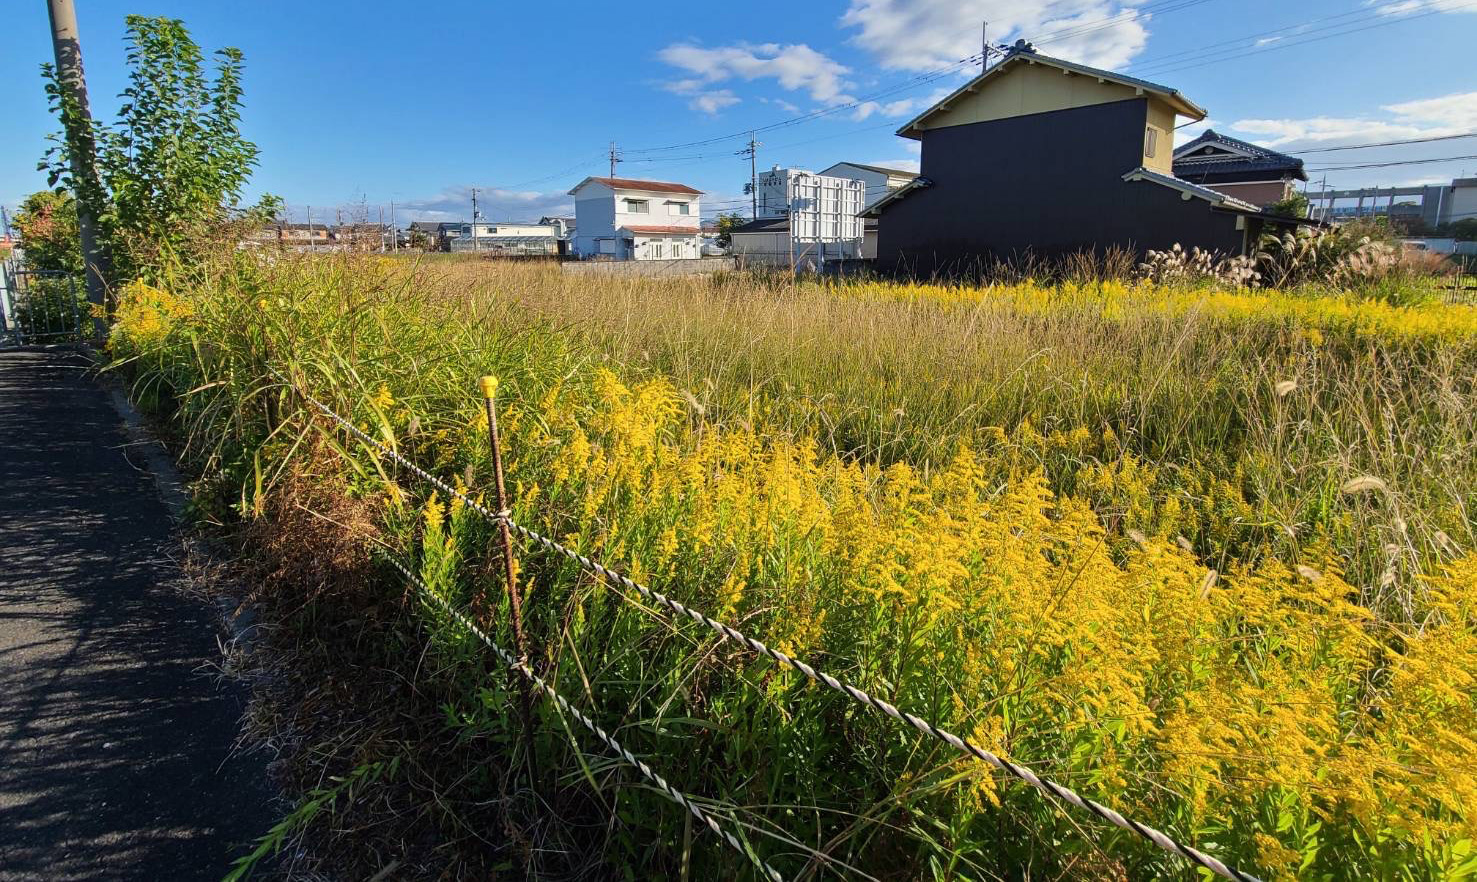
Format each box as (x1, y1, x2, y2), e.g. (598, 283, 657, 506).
(917, 62, 1144, 129)
(914, 61, 1187, 173)
(1144, 100, 1177, 174)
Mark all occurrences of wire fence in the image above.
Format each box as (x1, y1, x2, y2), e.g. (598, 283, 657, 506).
(276, 370, 1264, 882)
(383, 555, 784, 881)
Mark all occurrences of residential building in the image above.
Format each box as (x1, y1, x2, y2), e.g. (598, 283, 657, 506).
(448, 221, 559, 255)
(244, 223, 333, 250)
(406, 221, 464, 251)
(540, 216, 576, 239)
(330, 222, 391, 251)
(867, 41, 1308, 273)
(569, 177, 703, 260)
(1172, 130, 1307, 208)
(817, 161, 919, 211)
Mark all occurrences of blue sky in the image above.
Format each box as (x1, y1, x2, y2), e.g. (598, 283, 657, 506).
(3, 0, 1475, 225)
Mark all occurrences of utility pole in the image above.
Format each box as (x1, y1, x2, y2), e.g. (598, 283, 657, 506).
(1, 205, 11, 241)
(608, 141, 621, 178)
(390, 199, 398, 252)
(982, 21, 989, 69)
(46, 0, 109, 333)
(307, 206, 314, 252)
(470, 187, 479, 252)
(740, 132, 761, 220)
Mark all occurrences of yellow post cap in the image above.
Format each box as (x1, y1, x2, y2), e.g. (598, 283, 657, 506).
(478, 375, 498, 399)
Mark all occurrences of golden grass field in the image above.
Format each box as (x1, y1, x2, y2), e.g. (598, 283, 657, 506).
(111, 254, 1477, 880)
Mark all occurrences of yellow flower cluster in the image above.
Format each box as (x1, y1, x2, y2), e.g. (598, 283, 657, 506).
(108, 280, 194, 355)
(832, 278, 1477, 343)
(510, 366, 1475, 875)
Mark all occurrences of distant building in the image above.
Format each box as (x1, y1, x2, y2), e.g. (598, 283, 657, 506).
(539, 216, 576, 239)
(817, 162, 919, 211)
(1172, 130, 1307, 208)
(1305, 177, 1477, 230)
(330, 222, 390, 251)
(867, 41, 1309, 273)
(568, 177, 703, 260)
(448, 221, 559, 255)
(730, 216, 879, 270)
(406, 221, 463, 251)
(737, 166, 867, 269)
(245, 223, 333, 250)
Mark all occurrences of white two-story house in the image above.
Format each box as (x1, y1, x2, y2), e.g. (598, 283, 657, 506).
(569, 176, 703, 260)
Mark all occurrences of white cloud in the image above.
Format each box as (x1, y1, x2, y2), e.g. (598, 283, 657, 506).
(1229, 90, 1477, 148)
(1253, 36, 1283, 47)
(1368, 0, 1476, 15)
(688, 90, 741, 115)
(840, 0, 1150, 72)
(658, 42, 855, 105)
(852, 85, 958, 121)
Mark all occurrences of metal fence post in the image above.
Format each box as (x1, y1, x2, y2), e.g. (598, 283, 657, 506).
(480, 375, 540, 791)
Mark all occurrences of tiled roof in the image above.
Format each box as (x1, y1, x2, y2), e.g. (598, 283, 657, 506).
(571, 176, 703, 195)
(823, 162, 919, 179)
(1120, 167, 1262, 212)
(1173, 130, 1307, 182)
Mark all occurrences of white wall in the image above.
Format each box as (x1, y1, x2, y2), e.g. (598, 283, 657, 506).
(820, 163, 918, 212)
(615, 192, 701, 232)
(573, 187, 616, 257)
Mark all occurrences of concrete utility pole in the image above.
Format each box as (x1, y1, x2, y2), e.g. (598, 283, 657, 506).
(608, 141, 621, 178)
(470, 188, 479, 252)
(741, 132, 762, 220)
(46, 0, 109, 333)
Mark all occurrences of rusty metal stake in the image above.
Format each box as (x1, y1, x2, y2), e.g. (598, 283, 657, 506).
(480, 376, 540, 792)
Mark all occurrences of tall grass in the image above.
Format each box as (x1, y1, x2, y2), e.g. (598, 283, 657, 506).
(110, 252, 1477, 880)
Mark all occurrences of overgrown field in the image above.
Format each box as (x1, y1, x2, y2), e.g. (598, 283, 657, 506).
(112, 254, 1476, 880)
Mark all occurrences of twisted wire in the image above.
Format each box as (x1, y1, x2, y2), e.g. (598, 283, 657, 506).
(384, 555, 784, 882)
(282, 374, 1262, 882)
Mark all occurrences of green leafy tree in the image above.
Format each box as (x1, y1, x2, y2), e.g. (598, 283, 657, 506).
(714, 212, 746, 248)
(1266, 191, 1309, 219)
(42, 15, 275, 280)
(12, 190, 83, 273)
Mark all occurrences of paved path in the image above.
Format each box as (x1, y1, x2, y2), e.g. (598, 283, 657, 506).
(0, 349, 275, 881)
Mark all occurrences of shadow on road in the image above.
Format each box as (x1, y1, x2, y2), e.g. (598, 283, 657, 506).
(0, 349, 275, 882)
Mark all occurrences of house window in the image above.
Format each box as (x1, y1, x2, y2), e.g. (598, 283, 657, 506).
(624, 199, 649, 213)
(1144, 126, 1159, 159)
(667, 201, 690, 216)
(651, 241, 663, 259)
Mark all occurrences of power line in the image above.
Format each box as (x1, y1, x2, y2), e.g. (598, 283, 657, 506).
(1306, 153, 1477, 171)
(1287, 132, 1477, 154)
(1128, 3, 1471, 78)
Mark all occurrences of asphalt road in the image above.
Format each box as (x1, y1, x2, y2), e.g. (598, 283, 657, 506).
(0, 349, 275, 881)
